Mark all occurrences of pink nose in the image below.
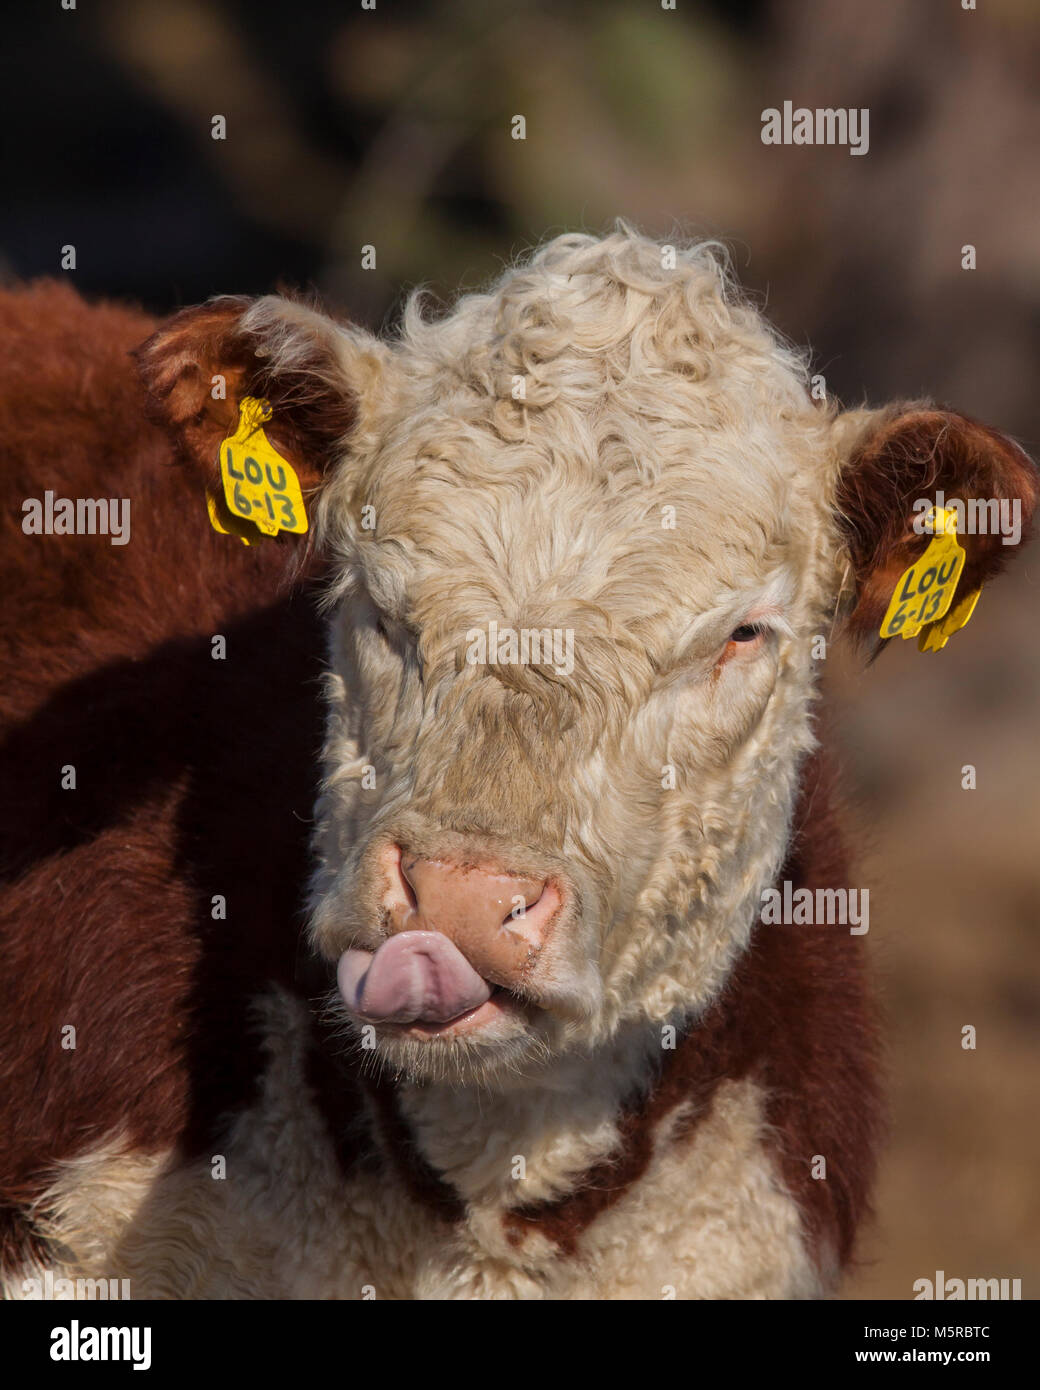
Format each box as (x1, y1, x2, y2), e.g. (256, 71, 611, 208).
(384, 844, 561, 984)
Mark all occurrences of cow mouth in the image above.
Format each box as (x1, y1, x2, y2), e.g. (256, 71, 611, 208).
(336, 931, 529, 1038)
(394, 986, 525, 1039)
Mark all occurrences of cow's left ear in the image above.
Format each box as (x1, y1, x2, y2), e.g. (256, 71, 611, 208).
(831, 403, 1040, 647)
(134, 293, 394, 513)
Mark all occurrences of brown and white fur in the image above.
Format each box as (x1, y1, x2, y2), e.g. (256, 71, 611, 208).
(1, 228, 1035, 1299)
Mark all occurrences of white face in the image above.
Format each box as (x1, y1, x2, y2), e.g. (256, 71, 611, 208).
(304, 232, 846, 1084)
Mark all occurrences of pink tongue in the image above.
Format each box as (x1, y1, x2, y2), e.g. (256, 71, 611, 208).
(337, 931, 493, 1025)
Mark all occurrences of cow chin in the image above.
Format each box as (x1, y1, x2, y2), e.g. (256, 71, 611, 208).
(338, 986, 555, 1085)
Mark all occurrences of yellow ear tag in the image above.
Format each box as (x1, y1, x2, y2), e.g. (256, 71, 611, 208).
(207, 491, 256, 546)
(917, 587, 981, 652)
(218, 397, 308, 537)
(879, 507, 966, 642)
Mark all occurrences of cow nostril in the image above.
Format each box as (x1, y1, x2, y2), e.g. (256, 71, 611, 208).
(387, 849, 560, 954)
(500, 880, 554, 931)
(395, 849, 419, 912)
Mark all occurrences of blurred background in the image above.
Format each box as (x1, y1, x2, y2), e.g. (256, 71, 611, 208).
(3, 0, 1037, 1299)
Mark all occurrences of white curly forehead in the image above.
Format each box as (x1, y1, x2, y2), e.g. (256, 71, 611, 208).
(319, 228, 834, 642)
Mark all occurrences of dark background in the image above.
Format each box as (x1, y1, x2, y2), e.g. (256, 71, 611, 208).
(3, 0, 1038, 1299)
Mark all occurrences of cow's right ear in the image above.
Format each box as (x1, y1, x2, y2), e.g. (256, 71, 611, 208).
(830, 402, 1040, 651)
(134, 294, 393, 522)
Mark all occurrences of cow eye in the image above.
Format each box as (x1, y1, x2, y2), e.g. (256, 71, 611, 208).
(729, 623, 764, 643)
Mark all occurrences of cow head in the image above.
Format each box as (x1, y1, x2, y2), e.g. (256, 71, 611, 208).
(139, 228, 1038, 1085)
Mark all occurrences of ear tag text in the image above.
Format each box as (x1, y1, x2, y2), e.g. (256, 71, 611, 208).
(879, 507, 968, 644)
(218, 397, 308, 537)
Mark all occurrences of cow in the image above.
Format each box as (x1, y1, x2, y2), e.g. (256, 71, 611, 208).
(1, 228, 1036, 1299)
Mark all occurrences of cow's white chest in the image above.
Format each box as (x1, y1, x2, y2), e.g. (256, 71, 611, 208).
(13, 990, 822, 1301)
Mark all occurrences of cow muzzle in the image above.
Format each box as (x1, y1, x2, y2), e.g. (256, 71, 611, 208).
(336, 842, 564, 1030)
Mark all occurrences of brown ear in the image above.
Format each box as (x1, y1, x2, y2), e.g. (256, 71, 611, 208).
(834, 404, 1039, 647)
(133, 294, 389, 500)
